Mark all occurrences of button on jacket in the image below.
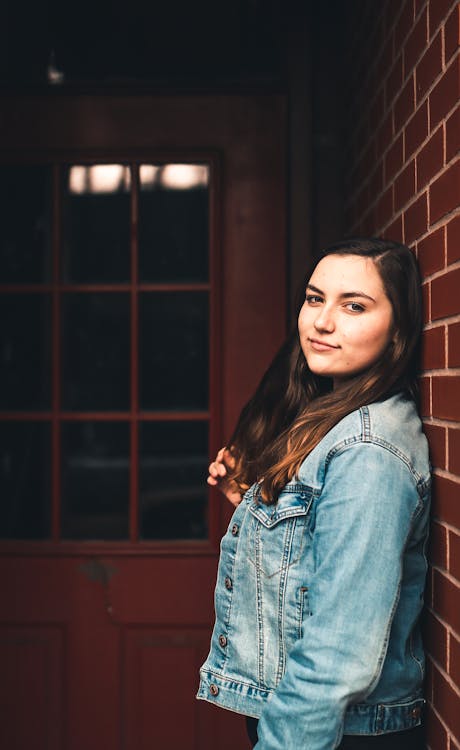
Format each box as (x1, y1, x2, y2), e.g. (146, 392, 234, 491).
(197, 393, 431, 749)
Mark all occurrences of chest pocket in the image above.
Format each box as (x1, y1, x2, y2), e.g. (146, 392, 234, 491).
(247, 486, 314, 578)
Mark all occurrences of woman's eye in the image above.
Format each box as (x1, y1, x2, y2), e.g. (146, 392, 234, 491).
(306, 294, 323, 304)
(345, 302, 365, 312)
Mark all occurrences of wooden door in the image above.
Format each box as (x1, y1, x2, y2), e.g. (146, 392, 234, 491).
(0, 93, 287, 750)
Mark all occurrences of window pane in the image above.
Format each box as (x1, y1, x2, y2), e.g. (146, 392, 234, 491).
(139, 292, 208, 410)
(61, 421, 129, 539)
(61, 293, 130, 411)
(0, 421, 51, 539)
(0, 165, 52, 284)
(139, 164, 209, 282)
(0, 294, 51, 410)
(62, 165, 131, 283)
(139, 421, 208, 539)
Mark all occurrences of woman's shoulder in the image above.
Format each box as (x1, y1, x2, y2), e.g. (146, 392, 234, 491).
(298, 392, 430, 488)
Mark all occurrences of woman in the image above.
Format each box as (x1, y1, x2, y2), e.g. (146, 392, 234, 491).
(197, 238, 431, 750)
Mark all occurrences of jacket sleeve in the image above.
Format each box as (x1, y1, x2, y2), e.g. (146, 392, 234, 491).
(254, 442, 422, 750)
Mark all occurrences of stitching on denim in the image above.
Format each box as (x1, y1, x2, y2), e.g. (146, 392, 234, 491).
(276, 518, 295, 683)
(255, 522, 266, 688)
(325, 437, 428, 502)
(361, 405, 371, 440)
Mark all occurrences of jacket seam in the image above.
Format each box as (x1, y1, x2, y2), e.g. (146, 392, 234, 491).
(325, 435, 428, 503)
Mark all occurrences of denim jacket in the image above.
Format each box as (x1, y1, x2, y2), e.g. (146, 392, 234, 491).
(197, 393, 431, 749)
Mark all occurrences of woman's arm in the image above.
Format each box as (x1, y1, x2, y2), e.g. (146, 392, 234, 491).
(255, 442, 425, 750)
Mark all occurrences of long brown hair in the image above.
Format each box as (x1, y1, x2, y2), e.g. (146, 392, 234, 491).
(228, 238, 423, 504)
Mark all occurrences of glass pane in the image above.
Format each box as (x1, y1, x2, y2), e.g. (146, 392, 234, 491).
(61, 421, 129, 539)
(140, 292, 208, 410)
(0, 422, 51, 539)
(0, 294, 51, 410)
(61, 293, 130, 411)
(0, 165, 52, 284)
(139, 421, 208, 539)
(139, 163, 209, 282)
(62, 164, 131, 283)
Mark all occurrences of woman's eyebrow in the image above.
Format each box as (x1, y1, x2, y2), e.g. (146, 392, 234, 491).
(306, 283, 376, 302)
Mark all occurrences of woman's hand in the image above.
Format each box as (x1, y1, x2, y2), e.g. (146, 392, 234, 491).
(207, 447, 242, 507)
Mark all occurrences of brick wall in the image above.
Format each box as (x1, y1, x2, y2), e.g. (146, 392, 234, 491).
(340, 1, 460, 747)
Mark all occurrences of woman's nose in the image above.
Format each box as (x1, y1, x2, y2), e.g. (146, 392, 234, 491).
(314, 306, 335, 332)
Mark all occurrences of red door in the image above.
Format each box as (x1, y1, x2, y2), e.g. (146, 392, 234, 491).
(0, 94, 287, 750)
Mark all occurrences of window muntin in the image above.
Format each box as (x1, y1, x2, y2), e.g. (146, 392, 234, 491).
(0, 162, 213, 543)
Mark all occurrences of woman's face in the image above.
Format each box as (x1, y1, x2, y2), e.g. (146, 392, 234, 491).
(298, 254, 394, 386)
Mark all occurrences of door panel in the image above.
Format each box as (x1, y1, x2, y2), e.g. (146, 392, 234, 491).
(0, 93, 286, 749)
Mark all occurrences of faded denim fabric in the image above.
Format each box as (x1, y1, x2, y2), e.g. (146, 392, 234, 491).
(197, 393, 431, 749)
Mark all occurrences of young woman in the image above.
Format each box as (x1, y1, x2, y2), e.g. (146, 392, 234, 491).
(197, 238, 431, 750)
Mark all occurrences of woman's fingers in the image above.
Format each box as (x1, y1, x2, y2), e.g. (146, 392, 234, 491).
(208, 460, 227, 478)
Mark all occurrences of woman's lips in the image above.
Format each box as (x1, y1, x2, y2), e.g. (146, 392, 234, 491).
(308, 338, 340, 352)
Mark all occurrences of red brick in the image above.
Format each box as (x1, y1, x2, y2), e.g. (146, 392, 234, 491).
(429, 0, 459, 36)
(394, 159, 416, 211)
(385, 133, 404, 180)
(446, 106, 460, 163)
(424, 608, 448, 667)
(417, 126, 445, 189)
(424, 421, 447, 467)
(430, 56, 460, 130)
(432, 659, 460, 737)
(422, 324, 446, 368)
(445, 3, 460, 63)
(431, 266, 460, 319)
(376, 186, 393, 227)
(430, 160, 460, 224)
(385, 55, 403, 107)
(446, 213, 460, 264)
(404, 192, 428, 244)
(450, 632, 460, 687)
(383, 214, 403, 242)
(422, 280, 431, 322)
(432, 375, 460, 419)
(423, 565, 434, 607)
(450, 530, 460, 583)
(433, 474, 460, 526)
(394, 76, 415, 134)
(404, 7, 428, 74)
(378, 113, 394, 155)
(431, 519, 449, 567)
(416, 32, 443, 102)
(405, 101, 429, 157)
(433, 569, 460, 636)
(419, 373, 431, 415)
(395, 0, 416, 49)
(449, 427, 460, 474)
(426, 706, 449, 750)
(448, 322, 460, 367)
(417, 226, 445, 275)
(369, 162, 384, 200)
(426, 652, 434, 699)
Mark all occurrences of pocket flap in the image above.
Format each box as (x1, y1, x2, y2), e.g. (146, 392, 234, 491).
(249, 486, 313, 528)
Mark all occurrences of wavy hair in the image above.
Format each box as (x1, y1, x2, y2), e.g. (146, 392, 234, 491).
(228, 238, 423, 504)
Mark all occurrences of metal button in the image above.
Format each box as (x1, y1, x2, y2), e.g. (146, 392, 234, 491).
(218, 634, 228, 647)
(411, 707, 421, 719)
(231, 523, 239, 536)
(209, 683, 219, 696)
(224, 576, 233, 590)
